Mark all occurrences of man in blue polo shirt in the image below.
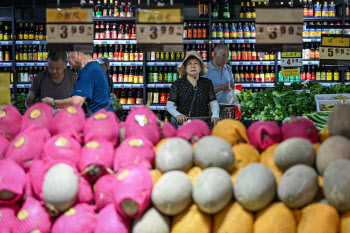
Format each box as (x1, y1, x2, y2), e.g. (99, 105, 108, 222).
(42, 51, 113, 114)
(203, 44, 235, 104)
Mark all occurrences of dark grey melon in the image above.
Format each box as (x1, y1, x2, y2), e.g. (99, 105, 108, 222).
(328, 104, 350, 139)
(132, 207, 170, 233)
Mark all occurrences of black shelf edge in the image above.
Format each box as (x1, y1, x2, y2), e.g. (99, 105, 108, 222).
(0, 17, 12, 21)
(93, 16, 135, 21)
(16, 19, 46, 23)
(304, 17, 342, 21)
(183, 39, 209, 44)
(184, 16, 209, 20)
(212, 18, 255, 23)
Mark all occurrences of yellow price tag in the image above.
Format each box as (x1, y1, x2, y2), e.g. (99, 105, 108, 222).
(281, 52, 302, 58)
(47, 8, 93, 23)
(282, 69, 300, 77)
(0, 73, 11, 106)
(138, 8, 182, 23)
(322, 37, 350, 47)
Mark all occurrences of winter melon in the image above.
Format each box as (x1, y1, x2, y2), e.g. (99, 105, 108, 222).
(132, 207, 170, 233)
(316, 136, 350, 175)
(234, 163, 276, 212)
(213, 202, 254, 233)
(296, 203, 339, 233)
(42, 163, 79, 213)
(327, 104, 350, 139)
(277, 164, 318, 208)
(323, 159, 350, 213)
(194, 136, 235, 171)
(254, 202, 296, 233)
(260, 144, 283, 184)
(212, 119, 249, 146)
(156, 138, 193, 173)
(187, 166, 202, 184)
(171, 204, 211, 233)
(193, 167, 233, 214)
(341, 211, 350, 233)
(274, 138, 316, 171)
(152, 171, 192, 216)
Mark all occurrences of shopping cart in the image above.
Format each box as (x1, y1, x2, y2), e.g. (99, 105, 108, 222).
(219, 104, 239, 119)
(171, 116, 213, 129)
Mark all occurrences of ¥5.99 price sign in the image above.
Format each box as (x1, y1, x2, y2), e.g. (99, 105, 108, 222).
(136, 24, 183, 44)
(256, 24, 303, 44)
(47, 24, 93, 43)
(319, 47, 350, 60)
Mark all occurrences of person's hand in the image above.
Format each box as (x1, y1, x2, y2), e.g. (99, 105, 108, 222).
(176, 115, 187, 124)
(221, 83, 229, 92)
(211, 117, 220, 125)
(229, 82, 235, 90)
(42, 97, 54, 106)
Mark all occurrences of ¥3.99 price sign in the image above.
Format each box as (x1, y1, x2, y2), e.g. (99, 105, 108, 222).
(256, 24, 303, 44)
(47, 24, 93, 43)
(136, 24, 183, 44)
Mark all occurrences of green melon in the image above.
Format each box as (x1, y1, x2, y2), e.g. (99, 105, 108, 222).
(156, 138, 193, 173)
(328, 104, 350, 139)
(274, 138, 316, 171)
(193, 167, 233, 214)
(316, 136, 350, 175)
(323, 159, 350, 213)
(234, 163, 276, 212)
(194, 136, 235, 171)
(42, 163, 79, 214)
(277, 164, 318, 208)
(152, 171, 192, 216)
(132, 207, 170, 233)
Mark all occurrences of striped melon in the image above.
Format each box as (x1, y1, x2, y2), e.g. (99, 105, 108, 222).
(234, 163, 276, 212)
(316, 136, 350, 175)
(132, 207, 170, 233)
(152, 171, 192, 216)
(213, 202, 254, 233)
(277, 164, 318, 208)
(260, 144, 283, 184)
(327, 104, 350, 139)
(194, 136, 235, 171)
(171, 204, 211, 233)
(323, 159, 350, 213)
(156, 138, 193, 173)
(187, 166, 202, 184)
(193, 167, 233, 214)
(274, 138, 316, 171)
(254, 202, 296, 233)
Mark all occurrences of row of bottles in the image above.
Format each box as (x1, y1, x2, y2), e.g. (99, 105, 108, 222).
(147, 66, 179, 83)
(146, 50, 186, 61)
(211, 23, 256, 39)
(303, 22, 350, 38)
(83, 0, 134, 18)
(0, 22, 13, 41)
(183, 21, 208, 39)
(18, 66, 45, 83)
(0, 67, 13, 83)
(147, 89, 169, 105)
(302, 43, 320, 59)
(94, 22, 136, 40)
(197, 1, 210, 18)
(303, 0, 337, 17)
(109, 66, 143, 83)
(116, 88, 143, 105)
(239, 1, 257, 19)
(17, 23, 45, 40)
(223, 43, 275, 61)
(278, 65, 341, 82)
(92, 45, 143, 61)
(16, 45, 48, 61)
(232, 65, 275, 83)
(0, 46, 11, 61)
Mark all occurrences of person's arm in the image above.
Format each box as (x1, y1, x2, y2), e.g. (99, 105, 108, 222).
(166, 101, 187, 124)
(210, 100, 220, 123)
(25, 91, 37, 108)
(214, 84, 230, 93)
(41, 95, 86, 109)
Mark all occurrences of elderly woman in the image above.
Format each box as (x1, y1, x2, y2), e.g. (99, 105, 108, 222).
(166, 51, 220, 128)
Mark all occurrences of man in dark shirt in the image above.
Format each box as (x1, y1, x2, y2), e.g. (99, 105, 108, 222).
(42, 51, 113, 114)
(25, 51, 78, 108)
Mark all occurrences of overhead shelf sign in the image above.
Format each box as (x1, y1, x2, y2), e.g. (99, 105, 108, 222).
(320, 35, 350, 65)
(137, 8, 182, 23)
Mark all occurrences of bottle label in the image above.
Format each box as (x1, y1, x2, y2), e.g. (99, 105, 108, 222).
(198, 4, 204, 16)
(153, 74, 158, 82)
(234, 73, 240, 82)
(103, 9, 108, 16)
(237, 52, 242, 60)
(193, 29, 198, 38)
(129, 53, 134, 61)
(252, 12, 256, 18)
(231, 51, 237, 60)
(38, 53, 43, 61)
(243, 31, 250, 38)
(211, 32, 216, 38)
(303, 8, 309, 16)
(238, 31, 243, 38)
(127, 12, 133, 18)
(198, 29, 203, 38)
(223, 12, 230, 19)
(202, 29, 207, 38)
(245, 12, 251, 18)
(100, 32, 105, 39)
(271, 73, 275, 82)
(345, 72, 350, 80)
(153, 93, 159, 103)
(39, 35, 44, 40)
(322, 10, 328, 17)
(217, 31, 223, 38)
(187, 29, 192, 39)
(301, 73, 306, 80)
(18, 34, 23, 40)
(303, 31, 309, 37)
(316, 72, 321, 80)
(124, 53, 129, 61)
(265, 73, 271, 82)
(124, 74, 129, 82)
(247, 51, 252, 61)
(315, 10, 321, 17)
(120, 12, 125, 18)
(212, 12, 218, 18)
(160, 93, 166, 104)
(96, 11, 102, 17)
(139, 75, 144, 83)
(136, 98, 142, 105)
(35, 35, 39, 40)
(251, 30, 256, 38)
(252, 51, 257, 60)
(326, 72, 332, 80)
(315, 31, 321, 37)
(120, 98, 127, 104)
(329, 10, 335, 17)
(333, 72, 339, 80)
(230, 31, 237, 38)
(224, 31, 230, 39)
(127, 97, 135, 104)
(242, 51, 247, 60)
(118, 74, 123, 82)
(124, 34, 130, 40)
(321, 72, 326, 80)
(309, 9, 314, 16)
(202, 51, 208, 61)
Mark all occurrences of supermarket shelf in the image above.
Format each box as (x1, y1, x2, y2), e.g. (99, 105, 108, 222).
(110, 62, 143, 66)
(146, 62, 182, 66)
(212, 18, 255, 23)
(16, 62, 47, 66)
(230, 61, 275, 65)
(212, 39, 256, 44)
(0, 62, 13, 67)
(284, 82, 341, 87)
(16, 19, 46, 23)
(302, 38, 321, 42)
(149, 105, 167, 110)
(183, 39, 210, 44)
(236, 83, 275, 88)
(16, 40, 47, 45)
(184, 16, 209, 20)
(113, 83, 143, 88)
(147, 83, 172, 88)
(93, 40, 137, 45)
(93, 16, 136, 21)
(304, 17, 342, 21)
(0, 41, 12, 45)
(122, 104, 142, 110)
(303, 60, 320, 65)
(0, 17, 12, 21)
(10, 84, 31, 88)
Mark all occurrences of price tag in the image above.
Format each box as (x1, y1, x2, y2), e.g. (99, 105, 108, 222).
(2, 63, 11, 67)
(242, 84, 250, 87)
(47, 8, 93, 23)
(256, 24, 303, 44)
(253, 62, 259, 65)
(0, 73, 11, 106)
(123, 62, 131, 66)
(281, 58, 303, 67)
(256, 8, 303, 23)
(130, 40, 137, 44)
(243, 62, 249, 65)
(281, 52, 302, 58)
(157, 106, 165, 110)
(282, 69, 300, 77)
(156, 62, 165, 66)
(266, 84, 274, 87)
(236, 39, 244, 43)
(253, 84, 260, 87)
(156, 84, 164, 88)
(32, 41, 40, 45)
(124, 84, 131, 88)
(118, 40, 126, 44)
(148, 62, 155, 66)
(224, 40, 233, 43)
(17, 84, 24, 88)
(107, 40, 114, 44)
(136, 24, 183, 44)
(148, 84, 155, 88)
(322, 36, 350, 48)
(47, 24, 93, 43)
(196, 40, 204, 44)
(16, 41, 23, 45)
(168, 62, 175, 66)
(138, 8, 182, 23)
(319, 47, 350, 60)
(27, 63, 34, 66)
